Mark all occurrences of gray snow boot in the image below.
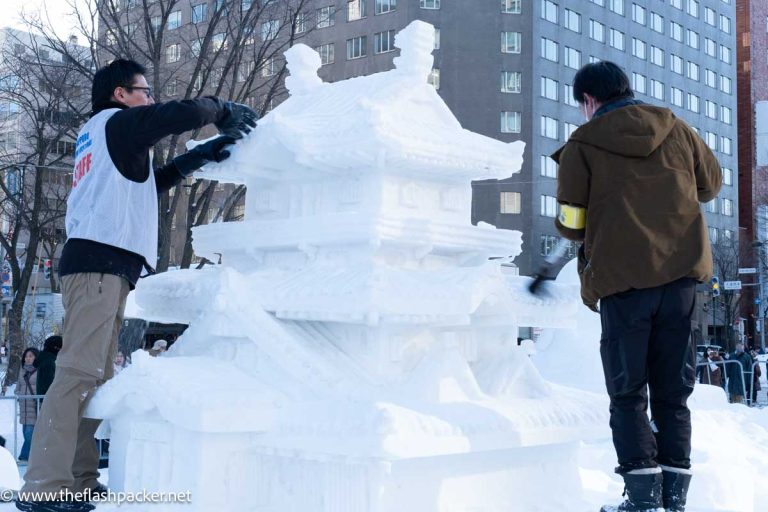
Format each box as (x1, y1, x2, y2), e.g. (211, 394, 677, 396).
(660, 465, 692, 512)
(600, 468, 664, 512)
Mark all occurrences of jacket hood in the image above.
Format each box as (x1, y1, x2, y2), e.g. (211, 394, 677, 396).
(567, 105, 677, 158)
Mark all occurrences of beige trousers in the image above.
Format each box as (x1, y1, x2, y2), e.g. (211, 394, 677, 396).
(22, 273, 128, 494)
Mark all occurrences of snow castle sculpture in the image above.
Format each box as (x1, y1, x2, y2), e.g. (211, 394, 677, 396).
(88, 21, 608, 511)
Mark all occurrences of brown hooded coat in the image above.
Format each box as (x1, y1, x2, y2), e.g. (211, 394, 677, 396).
(552, 105, 722, 309)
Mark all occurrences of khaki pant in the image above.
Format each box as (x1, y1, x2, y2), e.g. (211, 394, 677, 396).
(22, 273, 128, 494)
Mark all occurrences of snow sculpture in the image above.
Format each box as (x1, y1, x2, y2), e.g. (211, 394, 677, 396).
(88, 21, 608, 512)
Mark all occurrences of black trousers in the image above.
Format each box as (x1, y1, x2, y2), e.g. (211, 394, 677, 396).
(599, 277, 697, 473)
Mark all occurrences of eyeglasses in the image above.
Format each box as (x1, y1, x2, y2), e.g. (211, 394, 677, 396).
(123, 85, 153, 98)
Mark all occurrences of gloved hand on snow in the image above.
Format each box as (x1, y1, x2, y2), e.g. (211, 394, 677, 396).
(215, 101, 258, 139)
(173, 135, 238, 177)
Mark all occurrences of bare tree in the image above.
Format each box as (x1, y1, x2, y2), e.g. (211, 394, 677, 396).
(0, 29, 89, 386)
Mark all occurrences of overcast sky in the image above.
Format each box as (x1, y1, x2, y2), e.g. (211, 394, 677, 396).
(4, 0, 92, 39)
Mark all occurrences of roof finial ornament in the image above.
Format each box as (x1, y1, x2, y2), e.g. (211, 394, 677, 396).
(392, 21, 436, 82)
(284, 44, 323, 95)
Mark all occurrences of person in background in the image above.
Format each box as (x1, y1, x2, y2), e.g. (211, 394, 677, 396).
(148, 339, 167, 357)
(554, 61, 721, 512)
(750, 349, 761, 404)
(113, 350, 129, 375)
(726, 342, 752, 404)
(16, 347, 39, 461)
(700, 349, 723, 389)
(34, 335, 63, 396)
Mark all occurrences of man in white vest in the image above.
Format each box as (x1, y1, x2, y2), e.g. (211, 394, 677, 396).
(16, 59, 256, 512)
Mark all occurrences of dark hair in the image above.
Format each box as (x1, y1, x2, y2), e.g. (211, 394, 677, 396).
(43, 335, 63, 353)
(91, 59, 147, 109)
(572, 61, 634, 104)
(21, 347, 40, 363)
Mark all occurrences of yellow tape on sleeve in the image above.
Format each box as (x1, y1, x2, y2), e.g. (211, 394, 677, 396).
(558, 204, 586, 230)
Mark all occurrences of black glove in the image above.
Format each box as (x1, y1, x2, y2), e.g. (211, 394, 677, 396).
(215, 102, 258, 139)
(173, 135, 237, 177)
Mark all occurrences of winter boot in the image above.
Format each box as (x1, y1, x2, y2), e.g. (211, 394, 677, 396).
(600, 468, 664, 512)
(15, 499, 95, 512)
(660, 465, 692, 512)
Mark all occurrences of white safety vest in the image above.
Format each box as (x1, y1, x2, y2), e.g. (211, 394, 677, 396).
(66, 109, 158, 269)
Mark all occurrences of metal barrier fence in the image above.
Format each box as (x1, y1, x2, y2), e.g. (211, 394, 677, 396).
(0, 395, 108, 466)
(695, 359, 768, 407)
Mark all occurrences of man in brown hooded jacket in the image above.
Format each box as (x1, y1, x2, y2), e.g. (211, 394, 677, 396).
(553, 62, 721, 512)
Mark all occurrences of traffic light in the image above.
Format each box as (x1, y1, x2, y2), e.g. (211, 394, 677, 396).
(43, 259, 51, 280)
(711, 276, 720, 297)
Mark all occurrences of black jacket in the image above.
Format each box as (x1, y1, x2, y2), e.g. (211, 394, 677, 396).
(33, 350, 57, 395)
(59, 97, 228, 287)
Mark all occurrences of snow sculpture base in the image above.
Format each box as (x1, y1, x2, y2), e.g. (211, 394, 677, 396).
(88, 21, 609, 512)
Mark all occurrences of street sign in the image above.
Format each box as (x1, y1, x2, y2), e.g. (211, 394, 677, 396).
(739, 267, 758, 274)
(723, 281, 743, 290)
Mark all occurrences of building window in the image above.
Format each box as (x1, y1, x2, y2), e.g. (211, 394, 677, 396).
(721, 106, 732, 125)
(564, 122, 578, 140)
(722, 167, 733, 186)
(609, 29, 625, 50)
(541, 38, 558, 61)
(705, 132, 717, 150)
(541, 235, 569, 256)
(687, 61, 699, 81)
(374, 30, 396, 53)
(346, 36, 367, 59)
(212, 33, 227, 51)
(375, 0, 396, 14)
(315, 43, 335, 65)
(540, 155, 558, 178)
(609, 0, 624, 15)
(420, 0, 440, 9)
(428, 68, 440, 90)
(650, 46, 663, 66)
(720, 15, 731, 34)
(347, 0, 366, 20)
(704, 38, 716, 57)
(705, 100, 717, 119)
(720, 75, 732, 94)
(502, 32, 522, 53)
(541, 195, 558, 217)
(590, 20, 605, 42)
(650, 12, 663, 33)
(564, 9, 581, 32)
(686, 30, 699, 49)
(709, 227, 719, 244)
(541, 77, 558, 100)
(632, 4, 645, 24)
(564, 84, 578, 106)
(564, 47, 581, 69)
(632, 72, 646, 94)
(260, 57, 277, 78)
(166, 44, 181, 63)
(434, 28, 440, 49)
(261, 20, 280, 40)
(542, 0, 558, 23)
(651, 79, 664, 100)
(590, 0, 604, 5)
(687, 93, 700, 113)
(632, 38, 646, 59)
(317, 6, 336, 28)
(687, 0, 698, 18)
(500, 192, 522, 214)
(671, 0, 682, 9)
(671, 87, 683, 107)
(167, 11, 181, 30)
(720, 45, 732, 64)
(706, 198, 718, 213)
(705, 69, 717, 88)
(164, 78, 178, 96)
(295, 13, 308, 33)
(670, 21, 682, 42)
(501, 111, 521, 133)
(704, 7, 715, 25)
(192, 3, 208, 23)
(501, 71, 522, 93)
(721, 137, 732, 155)
(721, 198, 733, 216)
(502, 0, 522, 14)
(541, 116, 558, 139)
